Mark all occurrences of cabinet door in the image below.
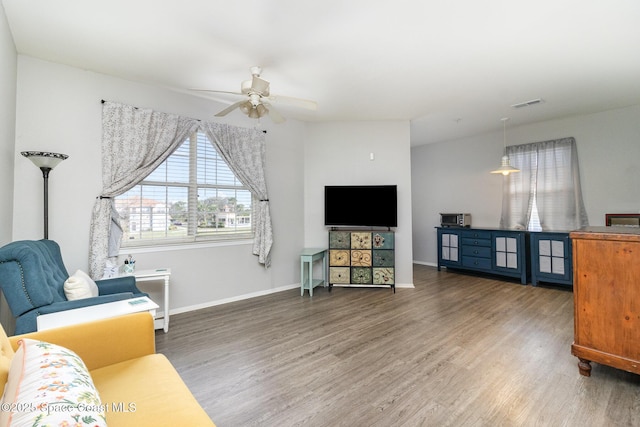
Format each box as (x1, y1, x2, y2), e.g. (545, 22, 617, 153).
(492, 232, 526, 278)
(439, 230, 461, 266)
(494, 236, 519, 269)
(531, 233, 572, 286)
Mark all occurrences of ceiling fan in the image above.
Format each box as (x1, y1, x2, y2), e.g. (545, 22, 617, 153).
(197, 66, 317, 123)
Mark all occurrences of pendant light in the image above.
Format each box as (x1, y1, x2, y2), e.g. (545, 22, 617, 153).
(490, 117, 519, 176)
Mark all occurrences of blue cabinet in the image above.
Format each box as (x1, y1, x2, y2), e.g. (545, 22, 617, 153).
(530, 232, 572, 287)
(437, 227, 528, 284)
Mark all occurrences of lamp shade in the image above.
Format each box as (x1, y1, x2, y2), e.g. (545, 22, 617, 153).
(490, 117, 519, 176)
(21, 151, 68, 169)
(490, 155, 520, 175)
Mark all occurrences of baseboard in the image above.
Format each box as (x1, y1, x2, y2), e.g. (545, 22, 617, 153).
(169, 283, 300, 316)
(169, 280, 415, 316)
(413, 260, 438, 267)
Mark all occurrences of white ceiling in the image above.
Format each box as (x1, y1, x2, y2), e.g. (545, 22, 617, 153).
(3, 0, 640, 146)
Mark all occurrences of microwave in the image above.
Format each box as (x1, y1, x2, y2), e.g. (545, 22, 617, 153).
(440, 213, 471, 228)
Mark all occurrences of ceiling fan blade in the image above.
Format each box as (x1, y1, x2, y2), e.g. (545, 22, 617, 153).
(251, 76, 270, 95)
(268, 94, 317, 111)
(215, 100, 246, 117)
(266, 105, 286, 123)
(192, 89, 244, 96)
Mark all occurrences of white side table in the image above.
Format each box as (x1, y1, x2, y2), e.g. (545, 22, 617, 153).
(129, 268, 171, 332)
(37, 297, 158, 331)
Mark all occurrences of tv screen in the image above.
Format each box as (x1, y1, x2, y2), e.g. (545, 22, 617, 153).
(324, 185, 397, 227)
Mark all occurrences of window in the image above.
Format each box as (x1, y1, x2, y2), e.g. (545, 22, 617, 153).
(115, 131, 253, 246)
(500, 137, 588, 231)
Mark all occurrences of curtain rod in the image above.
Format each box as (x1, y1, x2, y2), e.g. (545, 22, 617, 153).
(100, 99, 266, 133)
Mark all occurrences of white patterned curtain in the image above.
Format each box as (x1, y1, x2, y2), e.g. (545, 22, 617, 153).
(200, 122, 273, 267)
(89, 102, 199, 278)
(500, 137, 588, 231)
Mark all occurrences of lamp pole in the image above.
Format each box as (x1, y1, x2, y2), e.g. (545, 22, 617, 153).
(41, 167, 52, 239)
(21, 151, 68, 240)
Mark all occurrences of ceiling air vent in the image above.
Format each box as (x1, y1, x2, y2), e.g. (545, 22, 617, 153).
(511, 98, 544, 109)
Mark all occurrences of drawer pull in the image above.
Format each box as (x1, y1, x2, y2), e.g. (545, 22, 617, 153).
(474, 250, 479, 254)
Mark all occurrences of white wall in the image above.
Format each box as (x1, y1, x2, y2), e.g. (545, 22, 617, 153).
(411, 104, 640, 266)
(304, 121, 414, 287)
(0, 4, 16, 245)
(0, 4, 17, 332)
(12, 56, 306, 314)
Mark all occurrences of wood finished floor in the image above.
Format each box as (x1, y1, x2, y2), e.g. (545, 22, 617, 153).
(155, 265, 640, 427)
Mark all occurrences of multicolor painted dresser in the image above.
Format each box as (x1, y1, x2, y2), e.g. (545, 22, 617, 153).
(328, 230, 395, 292)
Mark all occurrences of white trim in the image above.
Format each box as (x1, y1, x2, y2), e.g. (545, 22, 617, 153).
(413, 260, 437, 268)
(119, 238, 253, 255)
(168, 281, 415, 316)
(169, 283, 300, 315)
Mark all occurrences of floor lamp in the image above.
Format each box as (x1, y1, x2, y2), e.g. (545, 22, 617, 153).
(21, 151, 69, 239)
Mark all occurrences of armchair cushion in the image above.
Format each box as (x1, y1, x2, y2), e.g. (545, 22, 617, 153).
(0, 338, 107, 427)
(95, 275, 138, 295)
(64, 269, 99, 300)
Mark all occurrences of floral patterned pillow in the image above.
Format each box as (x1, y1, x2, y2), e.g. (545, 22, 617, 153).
(0, 338, 107, 427)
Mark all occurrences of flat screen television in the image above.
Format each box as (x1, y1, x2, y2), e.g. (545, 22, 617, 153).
(324, 185, 397, 228)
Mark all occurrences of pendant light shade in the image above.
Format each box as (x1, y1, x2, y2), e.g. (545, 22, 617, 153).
(491, 118, 519, 176)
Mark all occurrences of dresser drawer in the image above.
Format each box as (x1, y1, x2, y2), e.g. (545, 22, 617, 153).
(351, 250, 372, 267)
(330, 267, 350, 284)
(351, 267, 372, 284)
(373, 267, 394, 285)
(461, 237, 491, 247)
(372, 232, 394, 249)
(329, 231, 351, 249)
(462, 245, 491, 258)
(329, 249, 350, 266)
(461, 230, 492, 240)
(462, 256, 492, 270)
(372, 249, 394, 267)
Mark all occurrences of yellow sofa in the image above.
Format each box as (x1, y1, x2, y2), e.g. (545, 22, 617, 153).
(0, 312, 215, 426)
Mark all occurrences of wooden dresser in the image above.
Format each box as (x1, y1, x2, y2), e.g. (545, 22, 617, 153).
(570, 226, 640, 376)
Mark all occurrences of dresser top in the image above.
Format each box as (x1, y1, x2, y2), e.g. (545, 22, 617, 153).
(571, 226, 640, 241)
(436, 226, 575, 233)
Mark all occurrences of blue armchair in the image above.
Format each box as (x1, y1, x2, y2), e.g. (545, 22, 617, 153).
(0, 239, 147, 334)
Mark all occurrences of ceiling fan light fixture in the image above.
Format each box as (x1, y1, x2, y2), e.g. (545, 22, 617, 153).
(248, 107, 260, 119)
(256, 103, 268, 117)
(209, 66, 316, 123)
(239, 101, 252, 115)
